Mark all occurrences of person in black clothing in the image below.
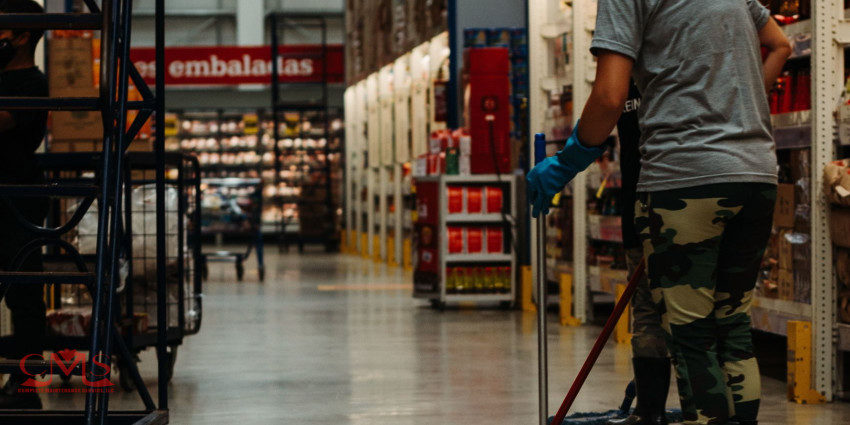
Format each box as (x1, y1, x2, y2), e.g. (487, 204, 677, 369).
(0, 0, 49, 410)
(607, 82, 671, 425)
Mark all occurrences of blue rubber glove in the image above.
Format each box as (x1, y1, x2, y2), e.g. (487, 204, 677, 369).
(526, 124, 606, 218)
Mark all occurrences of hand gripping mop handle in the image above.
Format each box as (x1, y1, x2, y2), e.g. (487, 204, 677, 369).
(534, 133, 549, 425)
(549, 260, 646, 425)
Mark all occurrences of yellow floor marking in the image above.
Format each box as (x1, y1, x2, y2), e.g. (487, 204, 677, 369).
(317, 283, 412, 292)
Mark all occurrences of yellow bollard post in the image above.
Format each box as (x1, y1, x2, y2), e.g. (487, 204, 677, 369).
(521, 266, 536, 312)
(372, 235, 381, 262)
(614, 283, 631, 344)
(787, 320, 826, 404)
(559, 273, 581, 326)
(402, 237, 412, 270)
(387, 234, 397, 267)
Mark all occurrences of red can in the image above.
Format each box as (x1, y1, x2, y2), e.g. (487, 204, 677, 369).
(466, 187, 483, 213)
(448, 186, 464, 214)
(448, 227, 464, 253)
(487, 227, 504, 253)
(467, 227, 484, 253)
(486, 186, 504, 213)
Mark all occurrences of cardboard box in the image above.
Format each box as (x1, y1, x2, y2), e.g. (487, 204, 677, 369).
(126, 138, 154, 152)
(831, 207, 850, 249)
(778, 230, 794, 270)
(48, 37, 95, 93)
(778, 269, 794, 301)
(48, 139, 99, 153)
(50, 84, 102, 141)
(774, 183, 795, 228)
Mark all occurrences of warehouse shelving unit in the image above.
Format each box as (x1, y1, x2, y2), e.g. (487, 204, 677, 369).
(269, 13, 343, 252)
(0, 0, 170, 423)
(528, 0, 850, 400)
(344, 31, 449, 266)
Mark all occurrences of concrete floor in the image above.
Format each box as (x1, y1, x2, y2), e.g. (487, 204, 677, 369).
(45, 250, 850, 424)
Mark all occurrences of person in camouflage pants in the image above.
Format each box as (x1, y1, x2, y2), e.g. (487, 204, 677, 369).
(635, 183, 776, 424)
(607, 82, 672, 425)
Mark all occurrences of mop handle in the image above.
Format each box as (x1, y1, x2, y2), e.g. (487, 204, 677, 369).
(550, 261, 646, 425)
(534, 133, 549, 425)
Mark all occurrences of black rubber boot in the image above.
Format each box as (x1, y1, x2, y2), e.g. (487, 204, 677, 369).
(0, 375, 42, 410)
(607, 357, 671, 425)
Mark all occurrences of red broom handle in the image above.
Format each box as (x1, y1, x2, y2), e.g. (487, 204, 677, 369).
(549, 260, 646, 425)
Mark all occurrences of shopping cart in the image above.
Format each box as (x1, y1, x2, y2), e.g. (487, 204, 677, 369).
(0, 152, 203, 392)
(199, 177, 265, 281)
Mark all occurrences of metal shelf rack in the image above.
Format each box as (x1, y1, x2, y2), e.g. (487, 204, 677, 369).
(269, 13, 343, 253)
(0, 0, 170, 423)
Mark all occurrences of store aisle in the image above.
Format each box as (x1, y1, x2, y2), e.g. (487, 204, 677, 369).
(47, 251, 848, 424)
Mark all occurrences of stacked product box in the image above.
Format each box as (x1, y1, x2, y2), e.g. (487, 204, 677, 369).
(759, 150, 811, 303)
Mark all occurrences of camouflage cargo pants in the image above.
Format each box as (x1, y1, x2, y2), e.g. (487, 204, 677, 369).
(635, 183, 776, 424)
(626, 246, 668, 359)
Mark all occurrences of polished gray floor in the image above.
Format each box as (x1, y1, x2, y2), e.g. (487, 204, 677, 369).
(45, 250, 850, 424)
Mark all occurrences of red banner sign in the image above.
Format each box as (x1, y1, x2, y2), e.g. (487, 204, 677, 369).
(130, 45, 344, 86)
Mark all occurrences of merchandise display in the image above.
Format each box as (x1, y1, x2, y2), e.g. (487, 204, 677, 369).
(412, 175, 516, 308)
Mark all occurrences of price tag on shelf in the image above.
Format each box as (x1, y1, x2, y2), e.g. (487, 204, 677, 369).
(243, 113, 259, 135)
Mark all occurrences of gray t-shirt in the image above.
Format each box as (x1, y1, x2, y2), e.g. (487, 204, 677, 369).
(591, 0, 778, 191)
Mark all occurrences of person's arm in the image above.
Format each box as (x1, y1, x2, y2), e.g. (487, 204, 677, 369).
(0, 111, 14, 132)
(759, 18, 792, 91)
(576, 51, 634, 147)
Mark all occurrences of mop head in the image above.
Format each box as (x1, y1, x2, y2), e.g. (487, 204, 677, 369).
(549, 409, 683, 425)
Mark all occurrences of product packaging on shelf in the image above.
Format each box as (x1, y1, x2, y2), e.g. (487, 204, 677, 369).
(445, 266, 511, 294)
(774, 183, 796, 228)
(448, 226, 464, 253)
(447, 226, 501, 255)
(487, 227, 504, 253)
(485, 186, 504, 213)
(466, 187, 483, 213)
(446, 185, 502, 215)
(467, 228, 484, 253)
(448, 186, 464, 213)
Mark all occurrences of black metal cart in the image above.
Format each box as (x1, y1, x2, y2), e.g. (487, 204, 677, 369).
(199, 177, 265, 281)
(0, 152, 204, 392)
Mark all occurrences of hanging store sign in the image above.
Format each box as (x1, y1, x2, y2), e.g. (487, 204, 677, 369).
(130, 45, 344, 86)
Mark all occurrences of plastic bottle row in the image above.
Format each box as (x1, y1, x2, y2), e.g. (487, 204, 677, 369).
(445, 266, 512, 294)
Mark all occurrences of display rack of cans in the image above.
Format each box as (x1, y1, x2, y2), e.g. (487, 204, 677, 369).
(412, 175, 517, 308)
